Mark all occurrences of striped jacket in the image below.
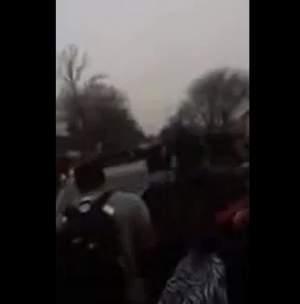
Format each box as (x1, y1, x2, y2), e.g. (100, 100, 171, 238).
(158, 252, 227, 304)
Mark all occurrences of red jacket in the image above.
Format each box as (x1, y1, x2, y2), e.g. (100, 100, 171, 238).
(216, 197, 249, 231)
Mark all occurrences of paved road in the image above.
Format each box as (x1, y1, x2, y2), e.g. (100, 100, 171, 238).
(56, 160, 149, 229)
(103, 160, 149, 194)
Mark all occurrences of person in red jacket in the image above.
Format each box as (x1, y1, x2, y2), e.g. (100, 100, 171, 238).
(157, 167, 248, 304)
(216, 196, 249, 231)
(215, 174, 249, 304)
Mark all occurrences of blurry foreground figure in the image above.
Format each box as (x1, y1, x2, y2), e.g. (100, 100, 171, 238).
(56, 159, 124, 304)
(173, 127, 207, 179)
(215, 171, 249, 304)
(146, 142, 173, 186)
(56, 157, 155, 304)
(158, 168, 248, 304)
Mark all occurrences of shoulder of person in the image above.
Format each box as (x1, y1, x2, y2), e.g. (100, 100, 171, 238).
(112, 192, 150, 220)
(111, 191, 144, 204)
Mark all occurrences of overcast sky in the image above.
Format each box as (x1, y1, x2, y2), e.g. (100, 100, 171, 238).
(56, 0, 249, 134)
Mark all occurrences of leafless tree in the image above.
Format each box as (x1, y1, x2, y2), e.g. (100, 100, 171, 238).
(57, 45, 144, 155)
(172, 68, 249, 132)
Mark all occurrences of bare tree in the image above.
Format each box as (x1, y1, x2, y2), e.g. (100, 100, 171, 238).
(57, 45, 144, 155)
(78, 81, 144, 153)
(172, 68, 249, 132)
(57, 45, 88, 92)
(57, 45, 89, 141)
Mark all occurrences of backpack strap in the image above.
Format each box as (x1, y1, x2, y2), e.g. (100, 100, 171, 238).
(61, 190, 115, 226)
(93, 190, 116, 216)
(97, 190, 115, 207)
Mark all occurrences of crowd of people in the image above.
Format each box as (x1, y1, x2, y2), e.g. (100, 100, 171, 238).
(56, 126, 249, 304)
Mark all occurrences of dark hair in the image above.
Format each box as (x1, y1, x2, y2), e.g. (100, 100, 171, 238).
(56, 156, 72, 176)
(181, 167, 247, 255)
(74, 158, 105, 193)
(174, 128, 206, 178)
(206, 131, 245, 165)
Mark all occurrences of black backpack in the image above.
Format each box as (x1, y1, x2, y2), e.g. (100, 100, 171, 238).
(56, 191, 125, 304)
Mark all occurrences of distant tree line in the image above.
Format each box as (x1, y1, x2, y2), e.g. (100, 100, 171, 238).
(56, 46, 249, 160)
(56, 45, 145, 156)
(160, 68, 249, 144)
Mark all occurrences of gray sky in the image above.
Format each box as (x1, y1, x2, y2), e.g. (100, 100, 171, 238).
(56, 0, 249, 134)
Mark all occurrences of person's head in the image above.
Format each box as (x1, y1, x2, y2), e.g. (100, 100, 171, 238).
(181, 167, 247, 254)
(174, 127, 207, 176)
(57, 156, 72, 177)
(206, 130, 248, 166)
(74, 157, 105, 194)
